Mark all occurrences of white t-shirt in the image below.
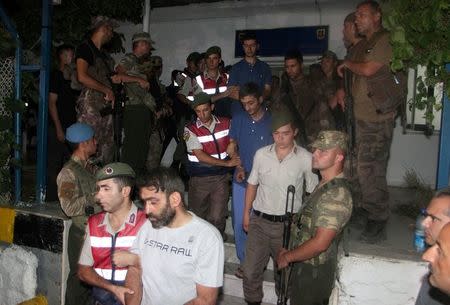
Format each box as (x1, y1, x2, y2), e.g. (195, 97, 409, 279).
(131, 213, 224, 305)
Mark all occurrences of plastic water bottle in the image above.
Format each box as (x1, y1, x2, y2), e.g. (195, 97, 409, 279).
(414, 208, 426, 253)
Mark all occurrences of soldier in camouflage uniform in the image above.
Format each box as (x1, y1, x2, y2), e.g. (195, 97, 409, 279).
(277, 130, 353, 305)
(337, 1, 396, 243)
(75, 16, 120, 165)
(116, 32, 156, 174)
(278, 50, 335, 146)
(56, 123, 100, 305)
(143, 55, 173, 170)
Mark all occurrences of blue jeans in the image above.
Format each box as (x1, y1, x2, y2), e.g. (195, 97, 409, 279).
(232, 181, 247, 263)
(92, 280, 124, 305)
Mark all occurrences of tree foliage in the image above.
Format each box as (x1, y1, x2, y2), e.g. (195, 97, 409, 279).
(5, 0, 145, 53)
(383, 0, 450, 126)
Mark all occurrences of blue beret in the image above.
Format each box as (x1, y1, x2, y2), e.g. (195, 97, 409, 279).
(65, 123, 94, 143)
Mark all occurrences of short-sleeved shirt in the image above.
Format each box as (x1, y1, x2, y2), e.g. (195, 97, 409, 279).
(49, 70, 78, 129)
(78, 203, 141, 266)
(299, 174, 353, 265)
(130, 213, 224, 305)
(184, 115, 220, 152)
(352, 29, 393, 122)
(75, 39, 102, 67)
(229, 110, 273, 182)
(247, 144, 318, 215)
(56, 156, 98, 217)
(228, 58, 272, 90)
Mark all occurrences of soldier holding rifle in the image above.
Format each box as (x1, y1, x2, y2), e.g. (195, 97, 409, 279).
(276, 130, 353, 305)
(242, 111, 318, 305)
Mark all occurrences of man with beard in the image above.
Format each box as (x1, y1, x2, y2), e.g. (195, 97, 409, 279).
(78, 162, 147, 305)
(415, 190, 450, 305)
(337, 0, 399, 243)
(76, 16, 120, 165)
(114, 167, 224, 305)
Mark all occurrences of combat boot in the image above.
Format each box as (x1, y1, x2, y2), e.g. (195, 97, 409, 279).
(359, 219, 387, 244)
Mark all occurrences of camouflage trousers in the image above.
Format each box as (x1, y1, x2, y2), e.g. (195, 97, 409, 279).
(354, 118, 394, 221)
(77, 90, 114, 165)
(146, 128, 164, 170)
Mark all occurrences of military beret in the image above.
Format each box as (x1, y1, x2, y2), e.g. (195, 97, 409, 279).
(65, 123, 94, 143)
(310, 130, 348, 152)
(320, 50, 338, 62)
(132, 32, 155, 44)
(191, 92, 212, 109)
(271, 110, 295, 132)
(91, 16, 119, 31)
(96, 162, 136, 181)
(205, 46, 221, 57)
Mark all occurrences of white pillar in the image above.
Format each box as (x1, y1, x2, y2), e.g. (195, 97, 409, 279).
(143, 0, 151, 32)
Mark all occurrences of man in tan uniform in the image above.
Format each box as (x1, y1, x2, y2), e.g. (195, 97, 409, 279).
(57, 122, 99, 305)
(337, 0, 395, 243)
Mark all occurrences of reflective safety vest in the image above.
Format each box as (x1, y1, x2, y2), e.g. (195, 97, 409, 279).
(88, 208, 147, 281)
(195, 72, 228, 96)
(186, 116, 231, 176)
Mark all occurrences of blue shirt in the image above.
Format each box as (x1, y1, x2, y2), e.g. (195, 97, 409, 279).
(228, 59, 272, 90)
(229, 110, 273, 183)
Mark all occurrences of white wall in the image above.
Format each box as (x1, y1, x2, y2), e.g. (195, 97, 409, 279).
(115, 0, 441, 187)
(334, 254, 427, 305)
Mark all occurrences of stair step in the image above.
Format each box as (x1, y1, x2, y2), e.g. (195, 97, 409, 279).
(224, 242, 274, 271)
(223, 262, 278, 304)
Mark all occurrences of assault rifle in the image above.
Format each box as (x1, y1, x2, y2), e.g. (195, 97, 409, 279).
(277, 185, 296, 305)
(343, 68, 354, 176)
(99, 73, 126, 162)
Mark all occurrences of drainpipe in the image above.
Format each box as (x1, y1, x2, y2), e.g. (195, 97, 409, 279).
(35, 0, 53, 203)
(436, 63, 450, 189)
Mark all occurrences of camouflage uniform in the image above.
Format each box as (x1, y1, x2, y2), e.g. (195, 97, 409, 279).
(119, 52, 156, 174)
(144, 56, 172, 170)
(351, 29, 395, 223)
(280, 74, 335, 145)
(57, 155, 100, 305)
(289, 174, 352, 305)
(77, 45, 115, 165)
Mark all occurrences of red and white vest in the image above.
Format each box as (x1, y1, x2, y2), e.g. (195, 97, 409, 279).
(186, 116, 231, 176)
(195, 72, 228, 96)
(88, 207, 147, 281)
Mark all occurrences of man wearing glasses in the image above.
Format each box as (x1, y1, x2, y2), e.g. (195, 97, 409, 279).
(415, 189, 450, 305)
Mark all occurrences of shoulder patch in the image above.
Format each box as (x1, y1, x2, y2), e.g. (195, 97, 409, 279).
(59, 182, 75, 199)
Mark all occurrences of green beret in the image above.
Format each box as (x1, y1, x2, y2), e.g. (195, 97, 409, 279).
(271, 110, 294, 132)
(205, 46, 221, 57)
(191, 92, 212, 109)
(96, 162, 136, 181)
(310, 130, 348, 152)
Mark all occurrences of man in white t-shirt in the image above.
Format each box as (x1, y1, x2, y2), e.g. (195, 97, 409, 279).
(113, 166, 224, 305)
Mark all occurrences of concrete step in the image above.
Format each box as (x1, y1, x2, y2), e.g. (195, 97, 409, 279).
(223, 214, 277, 304)
(224, 240, 274, 271)
(223, 262, 278, 304)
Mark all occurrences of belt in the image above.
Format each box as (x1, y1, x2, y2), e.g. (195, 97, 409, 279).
(253, 209, 286, 222)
